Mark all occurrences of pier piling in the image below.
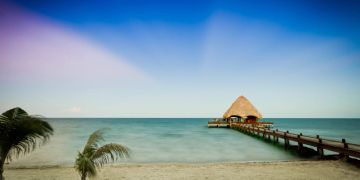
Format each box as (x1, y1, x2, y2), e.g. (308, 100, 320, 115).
(316, 135, 324, 157)
(297, 133, 303, 151)
(341, 139, 349, 159)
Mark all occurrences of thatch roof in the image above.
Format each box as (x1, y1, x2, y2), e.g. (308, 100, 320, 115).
(223, 96, 262, 119)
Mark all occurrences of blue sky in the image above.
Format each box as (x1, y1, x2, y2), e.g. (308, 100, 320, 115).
(1, 0, 360, 117)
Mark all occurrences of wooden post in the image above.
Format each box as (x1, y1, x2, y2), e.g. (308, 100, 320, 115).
(297, 133, 303, 151)
(284, 131, 289, 149)
(316, 135, 324, 158)
(263, 129, 266, 139)
(341, 139, 349, 159)
(257, 127, 260, 136)
(272, 130, 275, 143)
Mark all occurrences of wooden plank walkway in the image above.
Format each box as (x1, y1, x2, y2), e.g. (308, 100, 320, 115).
(230, 123, 360, 159)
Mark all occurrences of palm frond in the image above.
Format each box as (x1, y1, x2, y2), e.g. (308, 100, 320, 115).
(92, 143, 130, 167)
(75, 152, 97, 177)
(2, 107, 28, 119)
(0, 115, 8, 134)
(0, 108, 53, 162)
(82, 129, 106, 155)
(74, 129, 130, 179)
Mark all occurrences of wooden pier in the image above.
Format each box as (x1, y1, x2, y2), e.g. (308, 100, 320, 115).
(231, 123, 360, 159)
(207, 121, 230, 128)
(208, 121, 273, 128)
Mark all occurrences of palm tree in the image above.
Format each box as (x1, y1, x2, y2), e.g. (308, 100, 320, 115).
(75, 129, 130, 180)
(0, 107, 53, 180)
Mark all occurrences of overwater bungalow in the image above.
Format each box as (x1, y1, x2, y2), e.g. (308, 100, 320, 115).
(208, 96, 273, 128)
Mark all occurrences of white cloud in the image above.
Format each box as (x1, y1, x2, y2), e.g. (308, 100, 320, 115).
(69, 107, 81, 113)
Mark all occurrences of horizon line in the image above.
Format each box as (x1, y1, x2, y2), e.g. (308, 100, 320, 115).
(44, 117, 360, 119)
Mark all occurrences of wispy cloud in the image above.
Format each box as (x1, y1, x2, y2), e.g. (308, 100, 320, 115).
(69, 106, 81, 113)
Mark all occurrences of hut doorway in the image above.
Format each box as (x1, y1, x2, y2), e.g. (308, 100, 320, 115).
(245, 116, 257, 123)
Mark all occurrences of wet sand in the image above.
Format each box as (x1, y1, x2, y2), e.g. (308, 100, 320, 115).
(4, 160, 360, 180)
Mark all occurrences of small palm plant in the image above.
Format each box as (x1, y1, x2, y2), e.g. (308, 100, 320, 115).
(0, 107, 53, 180)
(75, 129, 130, 180)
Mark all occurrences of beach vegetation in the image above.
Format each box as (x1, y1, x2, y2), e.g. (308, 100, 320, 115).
(75, 129, 129, 180)
(0, 107, 53, 180)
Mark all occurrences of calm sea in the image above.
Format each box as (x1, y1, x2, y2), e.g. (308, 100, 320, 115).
(10, 118, 360, 166)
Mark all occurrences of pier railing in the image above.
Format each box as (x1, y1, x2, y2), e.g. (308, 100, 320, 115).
(231, 123, 360, 159)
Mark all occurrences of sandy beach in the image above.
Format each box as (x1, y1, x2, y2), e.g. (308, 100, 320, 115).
(4, 160, 360, 180)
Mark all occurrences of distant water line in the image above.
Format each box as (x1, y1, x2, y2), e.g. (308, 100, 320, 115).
(9, 118, 360, 166)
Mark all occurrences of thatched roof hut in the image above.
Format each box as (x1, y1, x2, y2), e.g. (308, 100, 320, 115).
(223, 96, 262, 120)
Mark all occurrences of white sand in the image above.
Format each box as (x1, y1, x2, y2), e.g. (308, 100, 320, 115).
(4, 160, 360, 180)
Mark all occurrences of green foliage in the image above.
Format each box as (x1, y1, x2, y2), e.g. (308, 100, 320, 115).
(0, 107, 53, 180)
(75, 129, 129, 179)
(0, 107, 53, 161)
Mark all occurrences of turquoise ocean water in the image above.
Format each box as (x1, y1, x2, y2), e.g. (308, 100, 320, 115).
(10, 118, 360, 166)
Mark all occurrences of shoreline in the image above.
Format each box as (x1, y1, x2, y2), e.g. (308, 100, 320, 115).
(5, 159, 360, 180)
(5, 157, 358, 169)
(5, 158, 314, 169)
